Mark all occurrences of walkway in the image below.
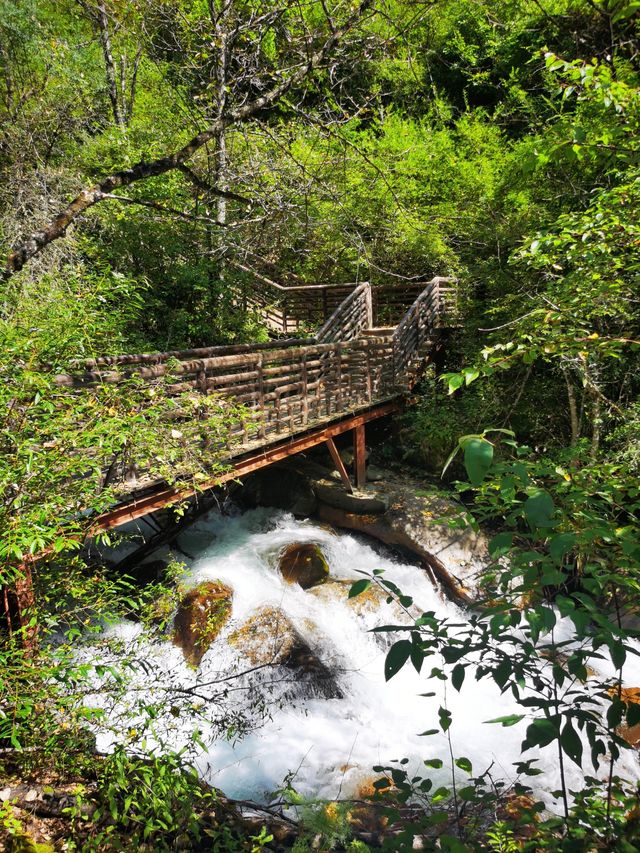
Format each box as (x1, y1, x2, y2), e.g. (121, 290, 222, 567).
(56, 276, 456, 528)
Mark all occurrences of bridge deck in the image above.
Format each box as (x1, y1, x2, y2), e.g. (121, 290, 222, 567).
(55, 277, 456, 528)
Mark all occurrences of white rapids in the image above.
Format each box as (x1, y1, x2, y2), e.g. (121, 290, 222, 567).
(83, 507, 640, 809)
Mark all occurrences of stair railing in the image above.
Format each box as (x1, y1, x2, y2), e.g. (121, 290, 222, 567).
(315, 282, 372, 344)
(391, 276, 455, 389)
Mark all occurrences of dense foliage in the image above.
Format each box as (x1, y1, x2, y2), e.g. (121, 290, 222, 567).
(1, 0, 640, 849)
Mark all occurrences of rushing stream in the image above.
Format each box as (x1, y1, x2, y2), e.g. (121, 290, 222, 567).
(86, 507, 640, 810)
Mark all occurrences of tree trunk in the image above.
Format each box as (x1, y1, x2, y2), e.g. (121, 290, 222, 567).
(96, 0, 126, 127)
(562, 365, 580, 446)
(213, 1, 231, 296)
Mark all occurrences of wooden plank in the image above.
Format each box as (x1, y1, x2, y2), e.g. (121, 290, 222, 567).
(325, 437, 353, 493)
(353, 423, 366, 489)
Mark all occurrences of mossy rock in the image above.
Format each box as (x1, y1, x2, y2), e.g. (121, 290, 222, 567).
(227, 606, 341, 698)
(228, 605, 302, 667)
(278, 543, 329, 589)
(173, 581, 233, 667)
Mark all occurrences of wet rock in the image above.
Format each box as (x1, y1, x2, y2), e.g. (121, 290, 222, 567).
(216, 796, 297, 846)
(317, 478, 491, 605)
(313, 480, 388, 514)
(366, 465, 386, 482)
(278, 543, 329, 589)
(310, 580, 402, 617)
(173, 581, 233, 667)
(309, 582, 409, 648)
(228, 606, 340, 697)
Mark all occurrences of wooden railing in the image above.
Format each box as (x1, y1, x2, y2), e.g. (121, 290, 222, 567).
(232, 262, 446, 336)
(56, 277, 456, 472)
(232, 262, 357, 335)
(316, 282, 373, 344)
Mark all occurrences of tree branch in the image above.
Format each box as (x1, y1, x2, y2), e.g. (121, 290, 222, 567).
(2, 0, 376, 281)
(177, 163, 250, 203)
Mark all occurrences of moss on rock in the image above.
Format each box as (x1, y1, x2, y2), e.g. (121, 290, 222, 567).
(173, 581, 233, 667)
(278, 543, 329, 589)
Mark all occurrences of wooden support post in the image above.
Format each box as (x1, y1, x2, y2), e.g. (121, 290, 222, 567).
(301, 355, 309, 425)
(257, 357, 265, 439)
(353, 423, 366, 489)
(325, 437, 353, 494)
(364, 282, 373, 329)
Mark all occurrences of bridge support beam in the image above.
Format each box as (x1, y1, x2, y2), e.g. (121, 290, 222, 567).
(325, 438, 353, 494)
(353, 424, 366, 489)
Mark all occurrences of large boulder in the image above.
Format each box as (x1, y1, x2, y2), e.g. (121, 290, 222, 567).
(278, 543, 329, 589)
(316, 475, 491, 605)
(173, 581, 233, 667)
(312, 479, 388, 514)
(310, 580, 406, 618)
(228, 606, 340, 697)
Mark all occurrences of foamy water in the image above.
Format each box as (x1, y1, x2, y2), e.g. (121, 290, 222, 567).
(82, 507, 640, 809)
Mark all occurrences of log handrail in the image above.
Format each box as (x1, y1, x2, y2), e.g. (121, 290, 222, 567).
(231, 260, 442, 335)
(391, 277, 455, 386)
(315, 282, 372, 344)
(53, 276, 456, 488)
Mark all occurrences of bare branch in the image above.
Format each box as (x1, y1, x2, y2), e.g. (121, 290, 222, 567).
(177, 164, 251, 203)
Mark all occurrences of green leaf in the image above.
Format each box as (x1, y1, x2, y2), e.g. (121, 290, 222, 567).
(455, 757, 472, 774)
(610, 641, 626, 671)
(549, 532, 576, 561)
(524, 490, 556, 529)
(560, 720, 583, 766)
(488, 531, 513, 557)
(627, 702, 640, 728)
(445, 373, 464, 394)
(432, 786, 450, 803)
(483, 714, 526, 727)
(463, 438, 494, 486)
(438, 706, 452, 732)
(451, 663, 465, 692)
(410, 643, 425, 674)
(441, 441, 462, 478)
(348, 579, 371, 598)
(464, 368, 479, 386)
(424, 758, 443, 768)
(522, 717, 559, 751)
(384, 640, 412, 681)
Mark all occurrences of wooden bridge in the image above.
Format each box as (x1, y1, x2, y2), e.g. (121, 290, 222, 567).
(61, 275, 457, 530)
(3, 275, 456, 636)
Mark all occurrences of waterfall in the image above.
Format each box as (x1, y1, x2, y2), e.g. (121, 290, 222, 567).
(82, 507, 640, 810)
